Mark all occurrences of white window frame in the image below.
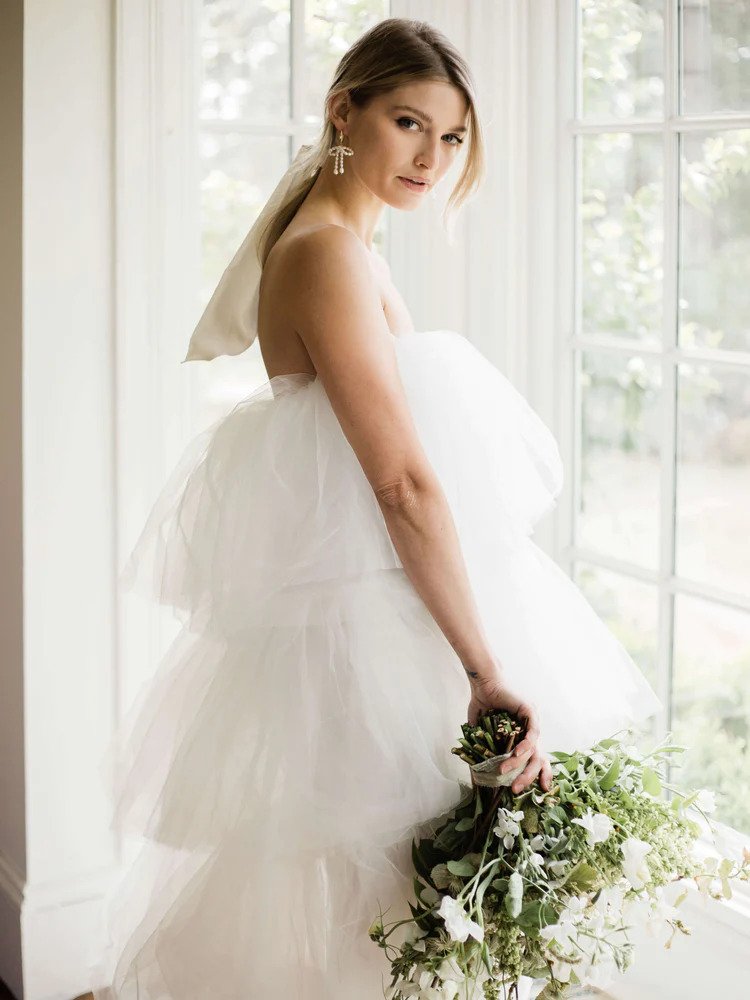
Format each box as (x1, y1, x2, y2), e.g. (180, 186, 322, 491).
(552, 0, 750, 973)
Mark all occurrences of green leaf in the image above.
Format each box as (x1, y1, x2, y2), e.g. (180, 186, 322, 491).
(480, 940, 493, 975)
(599, 757, 621, 790)
(431, 864, 453, 890)
(517, 900, 559, 931)
(563, 753, 580, 774)
(527, 967, 552, 980)
(642, 766, 662, 796)
(504, 889, 522, 919)
(476, 867, 497, 911)
(566, 861, 599, 891)
(455, 817, 475, 832)
(447, 858, 477, 877)
(549, 805, 568, 825)
(411, 839, 428, 879)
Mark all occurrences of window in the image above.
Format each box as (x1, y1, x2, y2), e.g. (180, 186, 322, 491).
(196, 0, 391, 424)
(562, 0, 750, 834)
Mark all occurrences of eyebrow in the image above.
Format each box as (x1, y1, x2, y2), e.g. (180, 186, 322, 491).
(391, 104, 468, 134)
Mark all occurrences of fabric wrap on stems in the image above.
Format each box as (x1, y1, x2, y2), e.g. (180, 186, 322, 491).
(470, 749, 532, 788)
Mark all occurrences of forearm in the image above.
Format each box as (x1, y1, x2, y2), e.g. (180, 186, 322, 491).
(375, 476, 501, 686)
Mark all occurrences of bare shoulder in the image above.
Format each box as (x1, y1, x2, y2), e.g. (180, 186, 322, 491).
(274, 224, 375, 303)
(263, 225, 434, 499)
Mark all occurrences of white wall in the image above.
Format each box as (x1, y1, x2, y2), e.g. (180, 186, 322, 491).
(0, 3, 26, 996)
(0, 2, 119, 998)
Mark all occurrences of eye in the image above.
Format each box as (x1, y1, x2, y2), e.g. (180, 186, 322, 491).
(396, 117, 464, 146)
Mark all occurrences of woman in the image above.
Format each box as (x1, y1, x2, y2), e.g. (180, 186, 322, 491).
(88, 17, 660, 1000)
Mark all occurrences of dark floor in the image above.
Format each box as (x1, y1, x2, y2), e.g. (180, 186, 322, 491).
(0, 976, 609, 1000)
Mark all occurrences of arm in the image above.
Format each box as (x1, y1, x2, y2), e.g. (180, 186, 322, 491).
(284, 226, 494, 677)
(284, 225, 550, 791)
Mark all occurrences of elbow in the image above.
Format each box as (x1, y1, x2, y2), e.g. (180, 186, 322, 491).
(373, 469, 436, 513)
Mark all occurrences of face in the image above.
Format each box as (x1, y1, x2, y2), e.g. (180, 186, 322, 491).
(331, 80, 469, 208)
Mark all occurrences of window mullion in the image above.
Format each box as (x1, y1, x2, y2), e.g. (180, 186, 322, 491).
(655, 0, 680, 737)
(290, 0, 306, 152)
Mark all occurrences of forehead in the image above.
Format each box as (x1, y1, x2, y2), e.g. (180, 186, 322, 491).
(376, 81, 469, 126)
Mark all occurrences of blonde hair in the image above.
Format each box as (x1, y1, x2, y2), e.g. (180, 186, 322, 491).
(258, 17, 486, 266)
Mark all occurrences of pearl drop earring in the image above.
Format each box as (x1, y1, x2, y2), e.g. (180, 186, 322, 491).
(328, 129, 354, 175)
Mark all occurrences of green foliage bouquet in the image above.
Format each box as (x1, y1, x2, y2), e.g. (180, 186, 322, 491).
(369, 710, 750, 1000)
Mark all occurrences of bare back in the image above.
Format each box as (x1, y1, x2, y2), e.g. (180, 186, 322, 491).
(257, 224, 415, 381)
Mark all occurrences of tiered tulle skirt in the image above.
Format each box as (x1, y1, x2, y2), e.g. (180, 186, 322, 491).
(87, 329, 660, 998)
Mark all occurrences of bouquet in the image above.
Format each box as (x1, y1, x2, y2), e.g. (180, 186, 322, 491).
(369, 710, 750, 1000)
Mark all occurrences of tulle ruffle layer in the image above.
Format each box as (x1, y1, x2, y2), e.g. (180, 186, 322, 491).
(88, 329, 660, 999)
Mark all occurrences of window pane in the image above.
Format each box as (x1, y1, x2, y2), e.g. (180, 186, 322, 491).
(673, 594, 750, 833)
(676, 363, 750, 598)
(303, 2, 391, 124)
(198, 133, 290, 422)
(679, 129, 750, 354)
(577, 350, 662, 570)
(681, 0, 750, 114)
(201, 1, 291, 122)
(574, 562, 660, 688)
(580, 133, 663, 343)
(580, 0, 664, 120)
(200, 132, 289, 301)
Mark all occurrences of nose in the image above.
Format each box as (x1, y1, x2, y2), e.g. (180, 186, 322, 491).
(415, 135, 440, 172)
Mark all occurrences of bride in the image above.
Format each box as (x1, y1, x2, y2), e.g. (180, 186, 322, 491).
(88, 16, 660, 1000)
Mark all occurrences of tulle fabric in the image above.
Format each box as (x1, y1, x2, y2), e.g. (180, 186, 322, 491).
(87, 329, 661, 999)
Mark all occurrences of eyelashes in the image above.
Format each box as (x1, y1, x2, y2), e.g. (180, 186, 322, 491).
(395, 116, 464, 146)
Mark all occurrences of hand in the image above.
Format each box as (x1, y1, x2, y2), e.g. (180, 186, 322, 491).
(466, 671, 552, 794)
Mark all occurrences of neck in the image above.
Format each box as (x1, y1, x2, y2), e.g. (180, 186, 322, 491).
(296, 162, 385, 252)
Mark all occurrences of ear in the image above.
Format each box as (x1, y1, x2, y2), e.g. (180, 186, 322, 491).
(327, 89, 351, 132)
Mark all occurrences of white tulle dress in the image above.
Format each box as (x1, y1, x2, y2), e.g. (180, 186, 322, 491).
(87, 328, 661, 1000)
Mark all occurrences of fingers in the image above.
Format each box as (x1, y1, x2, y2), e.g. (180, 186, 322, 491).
(499, 702, 541, 774)
(539, 755, 553, 792)
(510, 753, 552, 793)
(518, 702, 540, 748)
(511, 753, 541, 794)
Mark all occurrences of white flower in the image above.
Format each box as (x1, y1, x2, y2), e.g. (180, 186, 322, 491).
(620, 837, 653, 890)
(560, 895, 587, 920)
(547, 859, 568, 876)
(493, 808, 524, 849)
(549, 957, 573, 983)
(529, 852, 545, 868)
(643, 891, 679, 944)
(437, 895, 484, 943)
(571, 808, 614, 847)
(442, 983, 459, 1000)
(594, 883, 626, 915)
(539, 896, 585, 952)
(694, 789, 717, 814)
(529, 834, 546, 851)
(582, 958, 618, 989)
(539, 920, 577, 951)
(622, 892, 652, 925)
(436, 957, 465, 983)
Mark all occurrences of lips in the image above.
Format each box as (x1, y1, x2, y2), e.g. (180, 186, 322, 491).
(398, 176, 430, 192)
